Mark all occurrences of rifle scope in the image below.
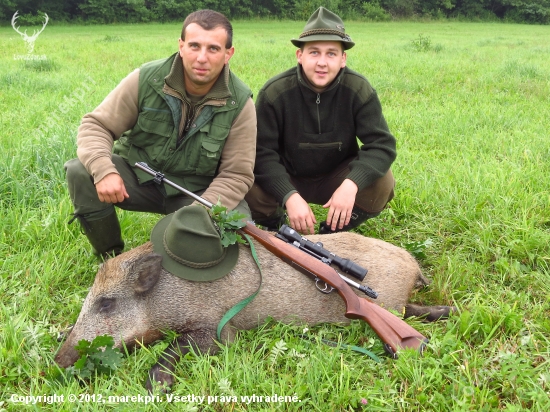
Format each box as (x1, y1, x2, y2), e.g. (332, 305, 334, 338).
(277, 225, 367, 281)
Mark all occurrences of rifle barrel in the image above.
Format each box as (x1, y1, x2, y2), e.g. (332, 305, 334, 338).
(338, 272, 378, 298)
(135, 162, 213, 208)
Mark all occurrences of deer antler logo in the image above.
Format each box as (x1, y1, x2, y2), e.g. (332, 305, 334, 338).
(11, 11, 49, 54)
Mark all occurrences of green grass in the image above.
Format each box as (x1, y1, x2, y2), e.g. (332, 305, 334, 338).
(1, 20, 550, 411)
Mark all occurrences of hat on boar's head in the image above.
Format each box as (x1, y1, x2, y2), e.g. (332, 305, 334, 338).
(291, 7, 355, 50)
(150, 205, 239, 281)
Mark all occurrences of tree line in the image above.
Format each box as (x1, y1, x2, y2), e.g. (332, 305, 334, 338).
(2, 0, 549, 25)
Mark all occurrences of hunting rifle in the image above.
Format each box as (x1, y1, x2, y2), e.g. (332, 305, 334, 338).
(134, 162, 428, 357)
(275, 224, 378, 299)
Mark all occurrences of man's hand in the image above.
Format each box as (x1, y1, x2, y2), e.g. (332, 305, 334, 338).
(95, 173, 129, 204)
(285, 193, 317, 235)
(323, 179, 358, 231)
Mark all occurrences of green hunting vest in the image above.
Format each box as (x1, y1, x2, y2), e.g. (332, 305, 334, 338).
(113, 53, 252, 196)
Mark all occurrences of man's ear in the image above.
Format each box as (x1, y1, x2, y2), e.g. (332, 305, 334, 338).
(341, 51, 347, 68)
(178, 38, 184, 58)
(296, 48, 303, 64)
(225, 46, 235, 64)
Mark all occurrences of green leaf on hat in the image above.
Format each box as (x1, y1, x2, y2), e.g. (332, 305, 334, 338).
(209, 200, 247, 247)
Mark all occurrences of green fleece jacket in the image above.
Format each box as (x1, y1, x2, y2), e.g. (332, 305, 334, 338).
(254, 65, 396, 203)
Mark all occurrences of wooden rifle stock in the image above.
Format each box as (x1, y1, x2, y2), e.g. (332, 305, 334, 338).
(133, 162, 428, 356)
(239, 223, 428, 356)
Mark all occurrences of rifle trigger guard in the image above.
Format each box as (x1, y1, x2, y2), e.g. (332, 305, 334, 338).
(315, 278, 334, 294)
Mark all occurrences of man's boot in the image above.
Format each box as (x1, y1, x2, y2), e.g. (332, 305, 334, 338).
(318, 207, 380, 234)
(70, 210, 125, 259)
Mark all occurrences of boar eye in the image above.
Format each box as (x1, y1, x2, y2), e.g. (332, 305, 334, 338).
(98, 297, 115, 313)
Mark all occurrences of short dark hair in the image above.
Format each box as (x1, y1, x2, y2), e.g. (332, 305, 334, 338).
(181, 10, 233, 49)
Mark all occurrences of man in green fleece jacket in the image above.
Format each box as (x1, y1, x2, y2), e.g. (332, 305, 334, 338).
(245, 7, 396, 235)
(64, 10, 256, 258)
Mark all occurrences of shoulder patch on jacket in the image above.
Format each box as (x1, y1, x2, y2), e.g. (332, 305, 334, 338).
(340, 67, 375, 102)
(258, 67, 297, 102)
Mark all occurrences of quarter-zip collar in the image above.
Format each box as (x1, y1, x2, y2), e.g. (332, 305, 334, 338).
(296, 64, 345, 134)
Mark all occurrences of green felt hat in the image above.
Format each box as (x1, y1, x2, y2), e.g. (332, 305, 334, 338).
(150, 205, 239, 282)
(291, 7, 355, 50)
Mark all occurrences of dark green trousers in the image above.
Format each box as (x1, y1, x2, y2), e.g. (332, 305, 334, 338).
(64, 155, 250, 256)
(245, 156, 394, 223)
(64, 155, 251, 221)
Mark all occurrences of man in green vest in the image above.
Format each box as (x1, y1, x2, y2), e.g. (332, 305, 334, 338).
(65, 9, 256, 258)
(245, 7, 396, 235)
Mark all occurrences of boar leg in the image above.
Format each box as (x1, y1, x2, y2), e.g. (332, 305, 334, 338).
(404, 304, 456, 322)
(146, 328, 217, 393)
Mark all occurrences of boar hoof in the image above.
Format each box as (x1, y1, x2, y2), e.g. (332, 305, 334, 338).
(146, 364, 175, 394)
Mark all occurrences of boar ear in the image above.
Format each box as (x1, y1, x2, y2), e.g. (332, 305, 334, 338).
(133, 254, 163, 294)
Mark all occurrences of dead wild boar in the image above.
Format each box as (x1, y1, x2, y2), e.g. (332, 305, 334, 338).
(55, 232, 451, 390)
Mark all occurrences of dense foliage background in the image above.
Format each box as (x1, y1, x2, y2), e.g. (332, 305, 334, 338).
(2, 0, 550, 25)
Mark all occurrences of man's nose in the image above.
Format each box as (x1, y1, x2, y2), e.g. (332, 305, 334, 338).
(197, 48, 208, 62)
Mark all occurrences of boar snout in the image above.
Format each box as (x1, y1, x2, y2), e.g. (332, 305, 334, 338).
(54, 251, 164, 368)
(54, 344, 80, 368)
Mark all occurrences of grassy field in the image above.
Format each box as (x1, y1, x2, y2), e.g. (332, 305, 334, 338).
(1, 19, 550, 411)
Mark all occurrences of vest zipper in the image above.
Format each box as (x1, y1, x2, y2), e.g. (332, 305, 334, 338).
(164, 85, 229, 147)
(316, 93, 321, 134)
(179, 102, 206, 147)
(162, 87, 187, 144)
(178, 99, 225, 147)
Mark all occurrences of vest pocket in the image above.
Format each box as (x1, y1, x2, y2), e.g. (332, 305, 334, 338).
(137, 110, 173, 136)
(195, 141, 221, 176)
(131, 111, 174, 159)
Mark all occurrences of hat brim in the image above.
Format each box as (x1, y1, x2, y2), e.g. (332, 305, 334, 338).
(151, 213, 239, 282)
(291, 34, 355, 50)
